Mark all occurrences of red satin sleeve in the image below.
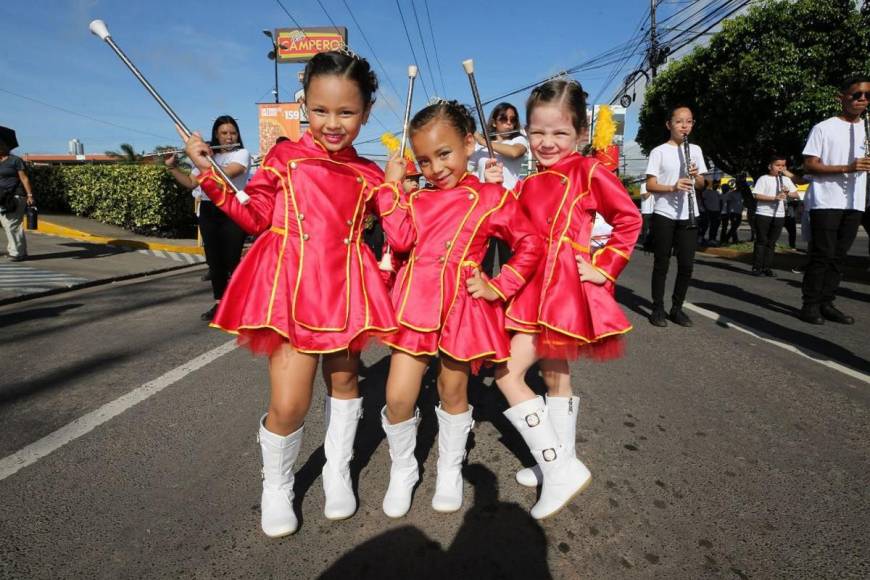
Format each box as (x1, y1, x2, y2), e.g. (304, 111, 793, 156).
(374, 182, 416, 253)
(197, 162, 278, 235)
(588, 164, 642, 281)
(486, 191, 543, 300)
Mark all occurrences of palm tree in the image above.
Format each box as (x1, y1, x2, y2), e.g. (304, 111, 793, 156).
(104, 143, 142, 163)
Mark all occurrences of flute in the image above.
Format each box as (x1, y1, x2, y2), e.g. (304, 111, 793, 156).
(682, 134, 698, 228)
(775, 170, 785, 218)
(141, 143, 240, 159)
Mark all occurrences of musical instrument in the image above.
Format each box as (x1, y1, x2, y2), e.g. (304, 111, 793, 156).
(775, 170, 785, 218)
(681, 134, 697, 228)
(141, 143, 240, 159)
(462, 59, 494, 159)
(864, 111, 870, 198)
(399, 65, 418, 159)
(89, 20, 249, 205)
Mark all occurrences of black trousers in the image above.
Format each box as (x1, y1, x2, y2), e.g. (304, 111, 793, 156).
(801, 209, 863, 305)
(481, 238, 512, 278)
(783, 215, 797, 248)
(719, 213, 742, 244)
(651, 214, 697, 309)
(640, 213, 652, 245)
(199, 201, 246, 300)
(752, 215, 784, 271)
(706, 212, 721, 241)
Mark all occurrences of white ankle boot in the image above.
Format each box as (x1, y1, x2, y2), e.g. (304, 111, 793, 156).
(516, 395, 581, 487)
(322, 396, 363, 520)
(258, 415, 304, 537)
(381, 407, 420, 518)
(432, 404, 474, 513)
(504, 397, 591, 520)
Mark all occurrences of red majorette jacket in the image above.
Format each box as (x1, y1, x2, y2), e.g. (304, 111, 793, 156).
(506, 153, 642, 352)
(374, 173, 543, 364)
(196, 131, 397, 354)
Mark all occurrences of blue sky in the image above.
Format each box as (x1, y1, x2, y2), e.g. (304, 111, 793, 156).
(2, 0, 730, 171)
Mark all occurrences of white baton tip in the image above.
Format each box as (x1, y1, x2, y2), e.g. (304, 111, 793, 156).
(408, 65, 418, 78)
(235, 190, 251, 205)
(89, 19, 111, 40)
(462, 59, 474, 74)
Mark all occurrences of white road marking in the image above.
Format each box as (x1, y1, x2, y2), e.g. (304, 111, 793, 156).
(0, 339, 238, 481)
(684, 303, 870, 386)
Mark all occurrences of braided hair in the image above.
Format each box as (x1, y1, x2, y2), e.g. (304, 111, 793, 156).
(409, 100, 476, 139)
(302, 50, 379, 107)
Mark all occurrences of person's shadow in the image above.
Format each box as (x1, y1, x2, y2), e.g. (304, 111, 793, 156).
(317, 463, 552, 579)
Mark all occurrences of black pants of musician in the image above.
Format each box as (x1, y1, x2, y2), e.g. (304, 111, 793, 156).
(719, 213, 742, 244)
(640, 213, 652, 246)
(783, 215, 797, 248)
(705, 212, 721, 242)
(752, 215, 784, 272)
(199, 201, 246, 300)
(801, 209, 863, 306)
(651, 213, 697, 309)
(482, 238, 512, 278)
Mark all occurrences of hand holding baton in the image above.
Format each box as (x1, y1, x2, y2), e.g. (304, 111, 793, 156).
(89, 20, 249, 204)
(462, 59, 494, 160)
(399, 65, 418, 160)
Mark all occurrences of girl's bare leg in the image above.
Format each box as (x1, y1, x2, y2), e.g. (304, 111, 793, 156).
(322, 351, 360, 399)
(266, 343, 319, 435)
(436, 356, 470, 414)
(385, 350, 429, 424)
(540, 358, 572, 398)
(494, 332, 539, 406)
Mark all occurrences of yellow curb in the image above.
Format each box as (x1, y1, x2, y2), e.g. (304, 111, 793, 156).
(33, 219, 205, 255)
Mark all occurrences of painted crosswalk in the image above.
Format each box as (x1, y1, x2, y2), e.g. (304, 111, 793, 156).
(0, 264, 91, 296)
(134, 248, 205, 264)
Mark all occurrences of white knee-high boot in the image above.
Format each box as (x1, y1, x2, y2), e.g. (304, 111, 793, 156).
(322, 396, 363, 520)
(516, 395, 581, 487)
(381, 407, 421, 518)
(431, 404, 474, 513)
(504, 396, 591, 520)
(258, 415, 304, 537)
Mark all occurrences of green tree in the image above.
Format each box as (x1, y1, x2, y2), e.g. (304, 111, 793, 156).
(636, 0, 870, 178)
(104, 143, 142, 163)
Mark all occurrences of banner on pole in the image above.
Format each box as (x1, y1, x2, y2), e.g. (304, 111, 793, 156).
(258, 103, 302, 155)
(275, 27, 348, 63)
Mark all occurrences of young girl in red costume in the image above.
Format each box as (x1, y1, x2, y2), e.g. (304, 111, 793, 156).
(497, 80, 642, 507)
(182, 51, 401, 538)
(375, 101, 585, 520)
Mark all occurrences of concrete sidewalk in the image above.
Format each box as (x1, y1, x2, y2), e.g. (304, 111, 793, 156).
(0, 213, 205, 305)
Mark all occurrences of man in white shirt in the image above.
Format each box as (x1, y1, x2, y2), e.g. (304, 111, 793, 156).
(799, 75, 870, 325)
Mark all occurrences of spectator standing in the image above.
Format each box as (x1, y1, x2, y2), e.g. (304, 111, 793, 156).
(0, 141, 35, 261)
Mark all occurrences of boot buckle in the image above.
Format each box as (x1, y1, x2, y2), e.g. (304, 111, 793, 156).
(542, 448, 557, 462)
(525, 412, 540, 427)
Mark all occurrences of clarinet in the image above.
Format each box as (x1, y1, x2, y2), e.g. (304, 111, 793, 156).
(682, 134, 698, 228)
(864, 112, 870, 199)
(776, 171, 785, 218)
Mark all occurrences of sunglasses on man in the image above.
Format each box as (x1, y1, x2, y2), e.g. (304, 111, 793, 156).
(848, 91, 870, 101)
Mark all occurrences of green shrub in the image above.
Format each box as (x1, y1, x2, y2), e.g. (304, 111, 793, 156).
(27, 163, 196, 235)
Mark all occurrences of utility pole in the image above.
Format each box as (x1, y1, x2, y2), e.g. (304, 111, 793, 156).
(649, 0, 659, 79)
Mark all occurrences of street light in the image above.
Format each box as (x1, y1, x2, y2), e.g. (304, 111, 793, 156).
(263, 29, 279, 103)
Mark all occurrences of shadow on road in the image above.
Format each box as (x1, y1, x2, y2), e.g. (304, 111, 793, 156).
(694, 301, 870, 374)
(690, 278, 800, 317)
(780, 279, 870, 304)
(24, 242, 131, 261)
(0, 303, 83, 329)
(317, 464, 551, 580)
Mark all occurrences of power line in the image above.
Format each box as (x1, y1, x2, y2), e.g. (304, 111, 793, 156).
(409, 0, 440, 98)
(0, 87, 175, 141)
(340, 0, 406, 123)
(423, 0, 448, 96)
(395, 0, 432, 101)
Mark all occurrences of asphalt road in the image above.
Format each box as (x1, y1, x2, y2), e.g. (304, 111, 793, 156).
(0, 252, 868, 579)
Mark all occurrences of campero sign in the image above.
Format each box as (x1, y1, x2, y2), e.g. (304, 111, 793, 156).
(275, 27, 348, 63)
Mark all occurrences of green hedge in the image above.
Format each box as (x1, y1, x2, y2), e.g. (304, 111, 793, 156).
(27, 163, 196, 235)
